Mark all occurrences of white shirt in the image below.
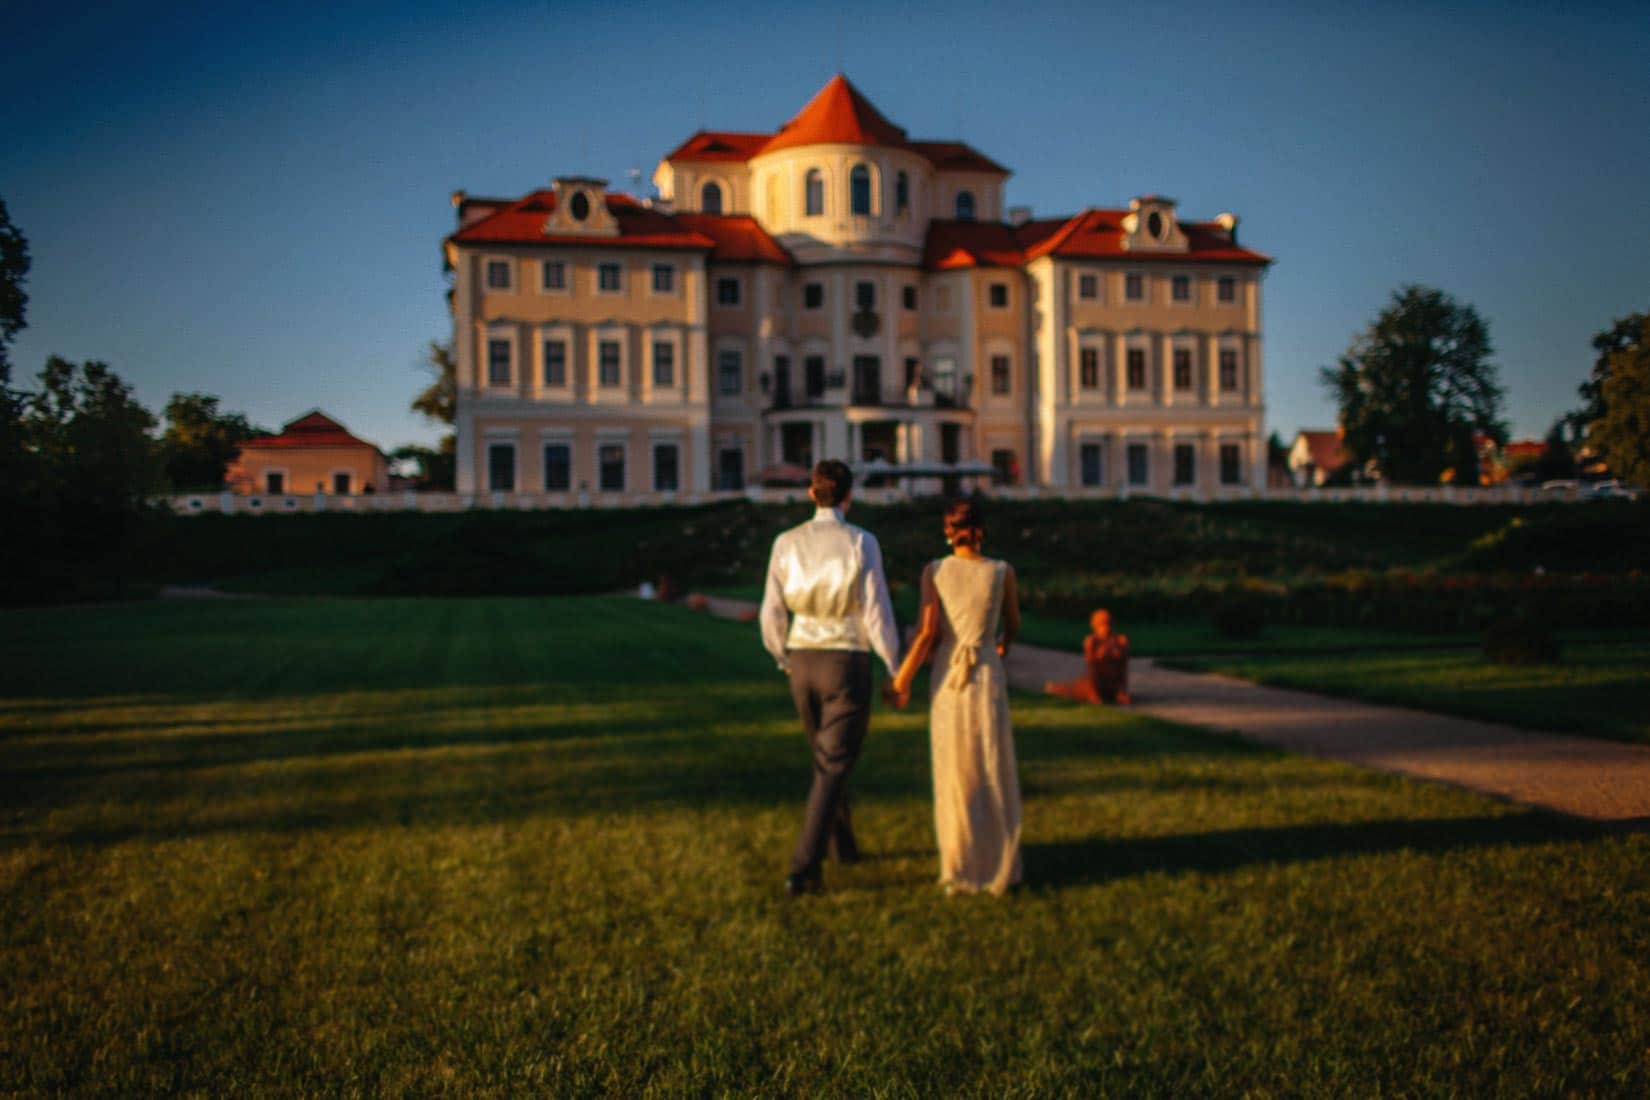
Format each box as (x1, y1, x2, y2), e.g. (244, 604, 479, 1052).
(759, 507, 900, 675)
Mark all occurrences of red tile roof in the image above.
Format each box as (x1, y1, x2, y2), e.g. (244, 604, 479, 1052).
(449, 190, 717, 251)
(762, 74, 909, 154)
(923, 220, 1031, 269)
(240, 411, 381, 452)
(1024, 209, 1272, 264)
(663, 131, 772, 163)
(659, 76, 1009, 175)
(674, 213, 793, 264)
(1294, 430, 1349, 473)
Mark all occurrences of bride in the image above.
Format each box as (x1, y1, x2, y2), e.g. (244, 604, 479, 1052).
(886, 498, 1023, 895)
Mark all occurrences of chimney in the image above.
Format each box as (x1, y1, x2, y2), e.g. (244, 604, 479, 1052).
(1008, 205, 1032, 227)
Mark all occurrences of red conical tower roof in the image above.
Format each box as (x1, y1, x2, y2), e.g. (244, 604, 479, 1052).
(761, 74, 908, 154)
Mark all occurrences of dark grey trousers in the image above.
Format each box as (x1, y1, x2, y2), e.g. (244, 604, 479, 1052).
(786, 649, 872, 877)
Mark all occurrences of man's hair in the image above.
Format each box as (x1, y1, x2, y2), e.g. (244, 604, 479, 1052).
(810, 460, 854, 507)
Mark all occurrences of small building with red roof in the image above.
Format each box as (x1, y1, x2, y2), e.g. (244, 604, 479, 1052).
(1288, 430, 1352, 487)
(226, 410, 389, 496)
(444, 74, 1271, 498)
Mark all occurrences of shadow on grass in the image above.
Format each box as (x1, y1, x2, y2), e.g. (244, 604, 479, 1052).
(1025, 811, 1608, 889)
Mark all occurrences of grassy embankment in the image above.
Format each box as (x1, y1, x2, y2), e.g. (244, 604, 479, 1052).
(2, 597, 1647, 1093)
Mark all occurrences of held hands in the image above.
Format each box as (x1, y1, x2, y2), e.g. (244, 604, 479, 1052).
(882, 682, 911, 710)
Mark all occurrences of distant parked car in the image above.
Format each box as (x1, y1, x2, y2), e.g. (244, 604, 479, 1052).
(1539, 479, 1580, 493)
(1586, 479, 1641, 501)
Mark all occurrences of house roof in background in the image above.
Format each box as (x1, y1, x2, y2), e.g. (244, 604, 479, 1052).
(241, 410, 382, 452)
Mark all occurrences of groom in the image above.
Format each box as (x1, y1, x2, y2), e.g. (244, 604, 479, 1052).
(759, 459, 900, 897)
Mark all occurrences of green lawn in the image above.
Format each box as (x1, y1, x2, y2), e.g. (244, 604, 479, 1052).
(1169, 640, 1650, 745)
(2, 598, 1648, 1094)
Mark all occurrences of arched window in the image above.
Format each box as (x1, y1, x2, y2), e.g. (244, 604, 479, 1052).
(955, 190, 976, 222)
(895, 171, 909, 213)
(804, 169, 824, 216)
(701, 181, 724, 215)
(850, 164, 872, 216)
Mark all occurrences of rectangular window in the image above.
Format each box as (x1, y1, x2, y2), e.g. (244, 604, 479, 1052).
(988, 282, 1009, 308)
(991, 449, 1017, 485)
(1078, 273, 1098, 300)
(772, 355, 791, 406)
(718, 349, 742, 395)
(1126, 348, 1148, 390)
(1080, 443, 1103, 487)
(652, 264, 675, 293)
(1172, 275, 1191, 301)
(1080, 347, 1100, 390)
(652, 341, 674, 387)
(804, 283, 823, 309)
(542, 260, 566, 291)
(990, 354, 1011, 395)
(805, 355, 826, 398)
(598, 340, 621, 387)
(543, 339, 566, 387)
(1127, 443, 1149, 487)
(855, 281, 875, 310)
(265, 471, 284, 494)
(1218, 276, 1236, 303)
(940, 423, 961, 465)
(487, 338, 512, 386)
(1220, 349, 1240, 392)
(543, 443, 571, 491)
(332, 472, 351, 495)
(1125, 273, 1145, 301)
(718, 447, 745, 490)
(597, 262, 622, 292)
(716, 277, 741, 306)
(1220, 443, 1243, 485)
(598, 443, 625, 492)
(1173, 348, 1194, 390)
(1174, 443, 1197, 486)
(488, 443, 516, 492)
(486, 259, 511, 290)
(653, 443, 680, 492)
(903, 285, 917, 310)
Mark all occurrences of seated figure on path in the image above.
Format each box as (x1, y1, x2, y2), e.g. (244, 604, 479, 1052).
(1045, 608, 1131, 705)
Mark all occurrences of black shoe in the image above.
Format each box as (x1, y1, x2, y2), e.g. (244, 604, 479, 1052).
(784, 869, 822, 897)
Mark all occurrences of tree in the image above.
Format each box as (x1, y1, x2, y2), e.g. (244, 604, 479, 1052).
(1584, 312, 1650, 489)
(1529, 420, 1578, 483)
(0, 196, 28, 384)
(412, 340, 456, 426)
(1321, 285, 1507, 485)
(389, 439, 455, 490)
(160, 392, 266, 490)
(1568, 311, 1646, 437)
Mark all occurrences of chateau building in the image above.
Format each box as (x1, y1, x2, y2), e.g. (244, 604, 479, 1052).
(443, 75, 1271, 498)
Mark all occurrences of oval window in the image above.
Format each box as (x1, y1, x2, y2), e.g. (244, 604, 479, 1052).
(570, 191, 591, 221)
(1147, 210, 1165, 239)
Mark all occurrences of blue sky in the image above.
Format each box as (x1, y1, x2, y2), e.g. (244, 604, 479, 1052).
(4, 0, 1647, 451)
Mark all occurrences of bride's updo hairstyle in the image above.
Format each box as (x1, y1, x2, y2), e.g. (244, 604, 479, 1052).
(944, 497, 984, 550)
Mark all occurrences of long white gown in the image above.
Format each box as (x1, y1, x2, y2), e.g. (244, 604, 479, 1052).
(927, 556, 1023, 895)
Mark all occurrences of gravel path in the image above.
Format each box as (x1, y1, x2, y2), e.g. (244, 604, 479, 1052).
(693, 594, 1650, 824)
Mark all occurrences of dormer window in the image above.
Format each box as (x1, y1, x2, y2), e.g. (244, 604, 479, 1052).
(545, 177, 619, 238)
(956, 191, 976, 221)
(701, 181, 724, 215)
(569, 191, 591, 221)
(1148, 211, 1167, 241)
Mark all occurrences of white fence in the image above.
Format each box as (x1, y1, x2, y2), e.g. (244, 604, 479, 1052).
(161, 482, 1578, 515)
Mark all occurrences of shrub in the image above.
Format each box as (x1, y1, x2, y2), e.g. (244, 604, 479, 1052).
(1211, 595, 1266, 639)
(1483, 612, 1562, 665)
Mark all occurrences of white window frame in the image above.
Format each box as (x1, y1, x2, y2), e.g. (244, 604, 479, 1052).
(650, 432, 684, 493)
(713, 275, 743, 309)
(1170, 272, 1195, 306)
(1123, 271, 1147, 304)
(539, 259, 569, 295)
(483, 256, 514, 292)
(596, 261, 624, 295)
(1218, 337, 1244, 394)
(539, 431, 574, 493)
(649, 326, 682, 396)
(716, 345, 744, 397)
(536, 323, 574, 398)
(595, 435, 629, 493)
(1171, 338, 1198, 394)
(483, 326, 516, 390)
(1123, 336, 1152, 394)
(485, 438, 520, 493)
(1077, 271, 1101, 302)
(1075, 335, 1108, 398)
(649, 262, 678, 297)
(1216, 275, 1238, 306)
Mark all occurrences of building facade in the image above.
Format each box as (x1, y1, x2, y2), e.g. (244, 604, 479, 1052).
(227, 410, 389, 496)
(444, 75, 1271, 499)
